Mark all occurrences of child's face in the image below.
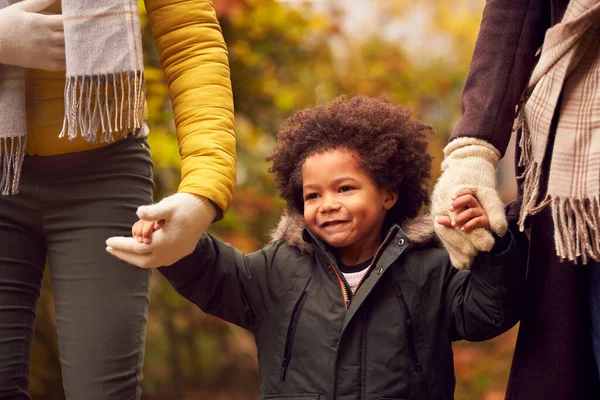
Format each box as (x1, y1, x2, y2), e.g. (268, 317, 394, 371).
(302, 148, 397, 255)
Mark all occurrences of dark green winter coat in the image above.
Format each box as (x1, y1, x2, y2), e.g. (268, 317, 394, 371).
(160, 213, 527, 400)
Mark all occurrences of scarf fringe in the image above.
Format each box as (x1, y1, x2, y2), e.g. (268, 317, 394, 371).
(516, 109, 531, 168)
(59, 71, 146, 143)
(0, 136, 26, 195)
(551, 196, 600, 264)
(515, 63, 600, 265)
(517, 161, 550, 227)
(516, 115, 550, 229)
(518, 140, 600, 264)
(519, 159, 600, 264)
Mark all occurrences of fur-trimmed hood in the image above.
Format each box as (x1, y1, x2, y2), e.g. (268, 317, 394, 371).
(270, 210, 439, 254)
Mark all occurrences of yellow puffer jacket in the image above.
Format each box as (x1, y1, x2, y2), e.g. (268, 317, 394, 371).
(26, 0, 235, 216)
(146, 0, 235, 215)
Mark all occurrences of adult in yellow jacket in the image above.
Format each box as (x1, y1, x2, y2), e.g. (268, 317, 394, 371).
(0, 0, 234, 398)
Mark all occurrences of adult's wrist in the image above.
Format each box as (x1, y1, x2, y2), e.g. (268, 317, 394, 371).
(188, 193, 217, 226)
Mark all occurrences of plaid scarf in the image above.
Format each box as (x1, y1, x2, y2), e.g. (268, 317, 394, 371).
(0, 0, 145, 195)
(516, 0, 600, 264)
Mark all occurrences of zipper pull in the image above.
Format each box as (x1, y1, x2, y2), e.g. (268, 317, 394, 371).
(345, 299, 351, 309)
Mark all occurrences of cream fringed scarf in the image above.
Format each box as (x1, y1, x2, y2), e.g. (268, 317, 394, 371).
(0, 0, 146, 195)
(516, 0, 600, 264)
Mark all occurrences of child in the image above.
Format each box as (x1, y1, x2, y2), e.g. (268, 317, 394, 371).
(123, 96, 526, 399)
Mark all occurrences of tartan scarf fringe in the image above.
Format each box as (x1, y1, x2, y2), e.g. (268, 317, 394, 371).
(517, 116, 600, 265)
(514, 0, 600, 265)
(551, 195, 600, 264)
(0, 0, 145, 195)
(60, 70, 146, 144)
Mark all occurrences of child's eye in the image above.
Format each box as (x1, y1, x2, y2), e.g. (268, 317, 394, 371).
(304, 193, 319, 201)
(339, 185, 354, 193)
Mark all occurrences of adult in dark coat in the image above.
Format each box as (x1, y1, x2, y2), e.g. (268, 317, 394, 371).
(431, 0, 600, 399)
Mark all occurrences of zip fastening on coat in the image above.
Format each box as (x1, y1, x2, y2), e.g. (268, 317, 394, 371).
(280, 290, 308, 381)
(353, 228, 397, 295)
(313, 244, 351, 309)
(329, 262, 352, 309)
(316, 227, 398, 310)
(396, 284, 423, 374)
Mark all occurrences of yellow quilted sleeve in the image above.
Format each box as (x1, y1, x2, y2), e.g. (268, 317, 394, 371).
(145, 0, 236, 218)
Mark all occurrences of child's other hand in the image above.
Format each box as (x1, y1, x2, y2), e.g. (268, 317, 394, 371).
(436, 189, 491, 232)
(132, 219, 165, 244)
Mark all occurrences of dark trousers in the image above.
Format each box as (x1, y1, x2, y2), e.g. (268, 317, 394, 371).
(0, 136, 153, 399)
(505, 207, 600, 400)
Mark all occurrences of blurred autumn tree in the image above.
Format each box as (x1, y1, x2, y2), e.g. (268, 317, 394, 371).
(29, 1, 518, 399)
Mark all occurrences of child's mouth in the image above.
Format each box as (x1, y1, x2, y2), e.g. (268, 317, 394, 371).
(321, 220, 348, 228)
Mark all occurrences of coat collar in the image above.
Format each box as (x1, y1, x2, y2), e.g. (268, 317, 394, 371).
(269, 209, 439, 254)
(270, 210, 439, 333)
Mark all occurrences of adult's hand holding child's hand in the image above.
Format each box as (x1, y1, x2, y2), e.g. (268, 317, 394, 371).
(106, 193, 215, 269)
(436, 189, 491, 231)
(431, 138, 507, 270)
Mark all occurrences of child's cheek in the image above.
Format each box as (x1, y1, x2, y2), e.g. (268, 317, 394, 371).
(304, 207, 318, 229)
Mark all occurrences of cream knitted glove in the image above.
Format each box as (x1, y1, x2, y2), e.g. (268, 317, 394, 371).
(106, 193, 216, 269)
(0, 0, 64, 71)
(431, 137, 507, 270)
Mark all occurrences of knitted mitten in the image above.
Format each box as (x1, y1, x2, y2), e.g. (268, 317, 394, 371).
(106, 193, 216, 268)
(431, 137, 507, 269)
(0, 0, 64, 71)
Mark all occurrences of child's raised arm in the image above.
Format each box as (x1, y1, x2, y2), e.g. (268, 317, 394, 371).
(444, 224, 528, 342)
(157, 234, 284, 332)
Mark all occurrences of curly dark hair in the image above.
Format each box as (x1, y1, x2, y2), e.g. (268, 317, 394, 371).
(266, 95, 433, 225)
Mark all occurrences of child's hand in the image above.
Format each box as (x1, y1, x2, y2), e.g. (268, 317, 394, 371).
(132, 219, 165, 244)
(436, 189, 491, 233)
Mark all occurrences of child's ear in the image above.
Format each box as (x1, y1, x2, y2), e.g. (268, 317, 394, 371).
(383, 190, 398, 210)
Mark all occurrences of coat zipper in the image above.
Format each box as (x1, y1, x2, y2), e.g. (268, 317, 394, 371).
(396, 285, 423, 374)
(353, 229, 396, 295)
(280, 290, 308, 381)
(315, 244, 351, 309)
(329, 228, 401, 399)
(318, 228, 397, 310)
(329, 262, 352, 309)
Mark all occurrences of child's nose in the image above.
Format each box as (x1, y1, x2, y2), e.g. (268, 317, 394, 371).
(319, 195, 341, 213)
